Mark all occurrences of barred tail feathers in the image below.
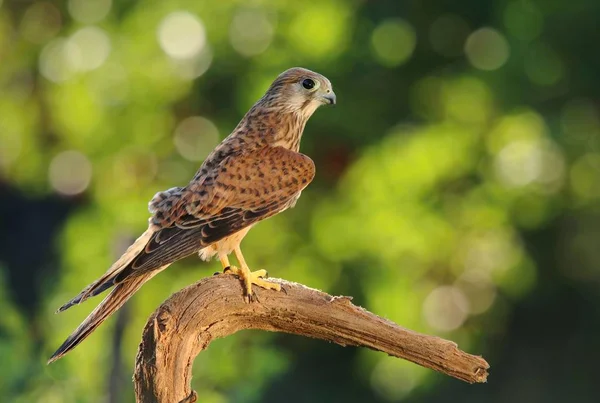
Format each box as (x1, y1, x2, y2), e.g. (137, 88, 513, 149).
(56, 227, 155, 313)
(48, 268, 164, 363)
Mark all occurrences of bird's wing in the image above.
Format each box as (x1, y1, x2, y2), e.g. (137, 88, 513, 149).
(125, 146, 315, 276)
(49, 146, 315, 363)
(57, 146, 315, 310)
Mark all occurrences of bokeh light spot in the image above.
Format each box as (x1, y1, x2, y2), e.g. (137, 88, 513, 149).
(494, 139, 565, 191)
(442, 77, 493, 124)
(371, 19, 416, 67)
(49, 151, 93, 195)
(370, 358, 420, 401)
(230, 8, 275, 57)
(19, 2, 62, 44)
(39, 38, 78, 82)
(429, 14, 470, 57)
(158, 11, 206, 60)
(67, 27, 111, 71)
(423, 286, 469, 331)
(463, 231, 518, 274)
(465, 28, 510, 71)
(288, 2, 349, 59)
(503, 0, 543, 41)
(170, 46, 213, 80)
(487, 111, 546, 153)
(68, 0, 111, 24)
(455, 271, 496, 315)
(524, 43, 564, 86)
(570, 154, 600, 201)
(174, 116, 219, 161)
(495, 141, 541, 186)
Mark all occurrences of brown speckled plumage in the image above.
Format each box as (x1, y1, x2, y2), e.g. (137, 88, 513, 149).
(49, 67, 336, 363)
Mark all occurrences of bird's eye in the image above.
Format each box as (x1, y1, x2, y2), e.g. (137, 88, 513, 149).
(302, 78, 315, 90)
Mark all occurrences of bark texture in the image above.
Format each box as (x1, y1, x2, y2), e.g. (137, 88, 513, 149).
(134, 275, 489, 402)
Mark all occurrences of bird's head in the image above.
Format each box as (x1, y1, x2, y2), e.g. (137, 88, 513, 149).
(263, 67, 336, 117)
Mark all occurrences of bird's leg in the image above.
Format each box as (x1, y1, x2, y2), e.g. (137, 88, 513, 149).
(213, 253, 231, 275)
(219, 254, 231, 271)
(224, 246, 280, 301)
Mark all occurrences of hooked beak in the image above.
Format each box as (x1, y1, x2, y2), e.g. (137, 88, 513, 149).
(321, 91, 336, 105)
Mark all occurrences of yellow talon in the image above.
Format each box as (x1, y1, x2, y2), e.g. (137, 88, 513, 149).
(223, 265, 281, 301)
(253, 269, 268, 278)
(219, 248, 281, 302)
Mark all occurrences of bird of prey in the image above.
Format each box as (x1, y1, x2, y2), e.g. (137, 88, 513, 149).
(48, 67, 336, 363)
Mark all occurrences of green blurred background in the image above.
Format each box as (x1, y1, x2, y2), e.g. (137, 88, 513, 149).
(1, 0, 600, 401)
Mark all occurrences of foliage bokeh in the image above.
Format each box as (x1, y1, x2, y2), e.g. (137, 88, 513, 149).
(1, 0, 600, 402)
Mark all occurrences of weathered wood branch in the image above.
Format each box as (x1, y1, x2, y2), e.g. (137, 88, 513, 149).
(134, 275, 489, 402)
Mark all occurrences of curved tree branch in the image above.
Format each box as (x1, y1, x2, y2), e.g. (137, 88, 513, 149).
(134, 275, 489, 403)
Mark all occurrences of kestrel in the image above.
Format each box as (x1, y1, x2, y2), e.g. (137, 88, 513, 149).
(48, 67, 335, 363)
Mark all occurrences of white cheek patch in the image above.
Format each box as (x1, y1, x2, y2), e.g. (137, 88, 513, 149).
(288, 92, 308, 108)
